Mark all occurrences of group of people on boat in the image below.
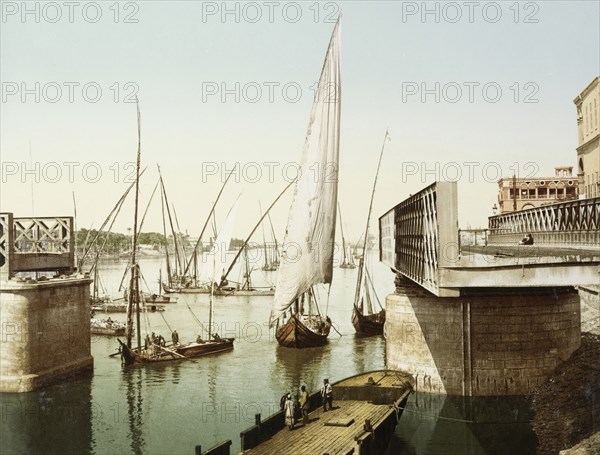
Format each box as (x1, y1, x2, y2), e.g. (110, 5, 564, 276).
(280, 379, 333, 430)
(144, 332, 167, 351)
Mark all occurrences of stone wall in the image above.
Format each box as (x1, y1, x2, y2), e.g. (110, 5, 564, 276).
(0, 276, 93, 392)
(385, 285, 581, 396)
(578, 285, 599, 335)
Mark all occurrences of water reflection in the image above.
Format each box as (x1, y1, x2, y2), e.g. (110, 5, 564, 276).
(0, 376, 93, 455)
(123, 367, 145, 455)
(391, 393, 536, 454)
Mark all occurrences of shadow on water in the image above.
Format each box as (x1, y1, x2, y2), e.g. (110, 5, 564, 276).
(0, 374, 94, 455)
(389, 393, 537, 455)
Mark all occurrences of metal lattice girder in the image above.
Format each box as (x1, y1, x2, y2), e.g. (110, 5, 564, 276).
(0, 213, 75, 275)
(379, 182, 459, 297)
(489, 197, 599, 239)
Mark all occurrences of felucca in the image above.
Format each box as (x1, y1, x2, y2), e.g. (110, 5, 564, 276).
(270, 18, 341, 348)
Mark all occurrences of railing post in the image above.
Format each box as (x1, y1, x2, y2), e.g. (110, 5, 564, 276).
(195, 445, 201, 455)
(0, 212, 14, 279)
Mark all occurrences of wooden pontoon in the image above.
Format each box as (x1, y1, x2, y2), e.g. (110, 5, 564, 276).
(238, 370, 413, 455)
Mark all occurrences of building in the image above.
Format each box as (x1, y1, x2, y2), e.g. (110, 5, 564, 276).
(574, 76, 600, 199)
(496, 166, 578, 214)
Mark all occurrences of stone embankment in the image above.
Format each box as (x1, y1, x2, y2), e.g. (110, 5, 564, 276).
(532, 333, 600, 455)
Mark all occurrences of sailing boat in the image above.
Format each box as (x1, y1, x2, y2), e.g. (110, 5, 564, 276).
(143, 269, 177, 304)
(118, 102, 234, 364)
(351, 131, 389, 336)
(338, 203, 356, 269)
(162, 188, 290, 296)
(270, 18, 341, 348)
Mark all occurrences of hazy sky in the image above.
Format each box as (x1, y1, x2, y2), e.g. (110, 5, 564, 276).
(1, 1, 599, 241)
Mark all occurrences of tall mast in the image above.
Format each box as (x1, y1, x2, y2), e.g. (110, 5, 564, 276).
(126, 100, 142, 350)
(259, 202, 269, 269)
(158, 171, 182, 277)
(338, 202, 348, 265)
(354, 130, 389, 311)
(159, 171, 172, 288)
(183, 171, 234, 277)
(172, 203, 187, 271)
(267, 212, 279, 265)
(219, 181, 294, 287)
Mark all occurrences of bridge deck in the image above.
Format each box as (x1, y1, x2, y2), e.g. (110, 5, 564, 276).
(460, 245, 600, 267)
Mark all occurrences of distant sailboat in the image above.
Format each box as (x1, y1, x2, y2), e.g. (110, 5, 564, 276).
(338, 203, 356, 269)
(271, 18, 341, 348)
(352, 131, 389, 336)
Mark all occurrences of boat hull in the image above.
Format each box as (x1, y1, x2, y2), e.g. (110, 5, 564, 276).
(92, 303, 165, 313)
(118, 338, 234, 365)
(142, 294, 177, 304)
(162, 282, 274, 296)
(275, 315, 330, 348)
(91, 326, 125, 336)
(352, 307, 385, 336)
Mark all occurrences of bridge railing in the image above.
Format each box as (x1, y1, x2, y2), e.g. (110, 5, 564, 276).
(379, 182, 459, 297)
(0, 212, 75, 277)
(488, 197, 599, 247)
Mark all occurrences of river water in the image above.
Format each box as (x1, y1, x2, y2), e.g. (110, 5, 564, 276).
(1, 253, 537, 454)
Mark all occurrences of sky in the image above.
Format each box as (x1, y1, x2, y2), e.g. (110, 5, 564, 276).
(1, 0, 599, 242)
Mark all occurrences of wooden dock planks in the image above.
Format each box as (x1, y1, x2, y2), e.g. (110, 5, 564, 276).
(241, 400, 394, 455)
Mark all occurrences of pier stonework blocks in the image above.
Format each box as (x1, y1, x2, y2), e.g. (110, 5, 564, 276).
(0, 276, 93, 392)
(384, 284, 581, 396)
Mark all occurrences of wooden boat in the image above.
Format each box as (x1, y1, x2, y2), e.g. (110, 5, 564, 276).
(92, 302, 164, 313)
(142, 269, 177, 303)
(162, 282, 275, 296)
(118, 337, 233, 364)
(275, 314, 331, 348)
(142, 293, 176, 304)
(117, 101, 235, 366)
(91, 318, 126, 336)
(351, 131, 390, 336)
(352, 306, 385, 336)
(234, 370, 414, 455)
(270, 19, 341, 349)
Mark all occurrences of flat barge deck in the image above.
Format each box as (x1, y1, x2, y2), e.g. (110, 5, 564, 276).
(238, 370, 413, 455)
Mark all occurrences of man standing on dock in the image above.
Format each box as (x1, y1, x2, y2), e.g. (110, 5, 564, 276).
(321, 379, 333, 412)
(299, 385, 309, 424)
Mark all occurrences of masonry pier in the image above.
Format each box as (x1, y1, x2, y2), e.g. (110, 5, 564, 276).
(0, 213, 93, 392)
(385, 279, 580, 395)
(379, 183, 599, 396)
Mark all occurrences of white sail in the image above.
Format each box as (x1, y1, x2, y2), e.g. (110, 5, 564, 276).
(203, 196, 240, 283)
(270, 19, 342, 325)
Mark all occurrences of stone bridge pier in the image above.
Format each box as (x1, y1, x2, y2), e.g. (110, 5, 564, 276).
(378, 183, 597, 396)
(384, 278, 581, 396)
(0, 213, 93, 392)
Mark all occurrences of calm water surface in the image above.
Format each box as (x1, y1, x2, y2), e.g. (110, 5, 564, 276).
(1, 253, 537, 454)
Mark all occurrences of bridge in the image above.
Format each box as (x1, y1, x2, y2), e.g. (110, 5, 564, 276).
(0, 212, 92, 393)
(378, 183, 599, 396)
